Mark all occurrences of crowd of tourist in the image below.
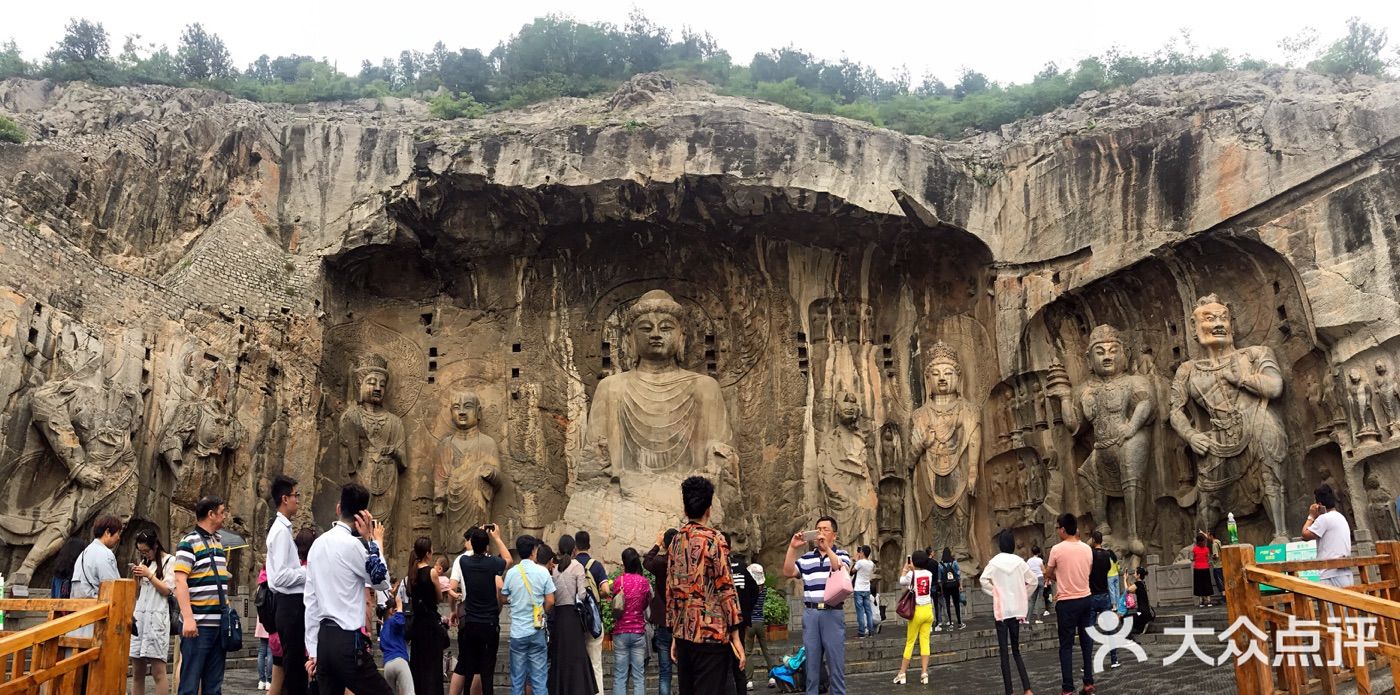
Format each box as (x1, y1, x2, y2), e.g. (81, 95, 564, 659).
(70, 476, 1358, 695)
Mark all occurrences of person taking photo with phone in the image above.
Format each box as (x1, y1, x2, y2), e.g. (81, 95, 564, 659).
(785, 516, 851, 695)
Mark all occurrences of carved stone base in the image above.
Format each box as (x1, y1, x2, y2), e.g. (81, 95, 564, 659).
(1357, 427, 1382, 445)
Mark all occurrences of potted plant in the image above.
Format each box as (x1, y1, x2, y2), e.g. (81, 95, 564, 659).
(763, 581, 790, 641)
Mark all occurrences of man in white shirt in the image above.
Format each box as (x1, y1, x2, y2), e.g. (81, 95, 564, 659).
(1303, 483, 1355, 588)
(303, 483, 393, 695)
(265, 474, 310, 695)
(851, 546, 876, 638)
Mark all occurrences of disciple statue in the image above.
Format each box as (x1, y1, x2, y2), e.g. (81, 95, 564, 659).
(340, 353, 407, 523)
(816, 389, 877, 549)
(1347, 368, 1382, 444)
(1365, 472, 1399, 541)
(159, 355, 245, 523)
(909, 342, 981, 564)
(1048, 324, 1154, 556)
(433, 390, 501, 550)
(1, 330, 142, 588)
(1170, 294, 1290, 544)
(1372, 360, 1399, 438)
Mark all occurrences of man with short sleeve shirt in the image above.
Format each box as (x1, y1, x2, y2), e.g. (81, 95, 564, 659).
(1046, 513, 1095, 695)
(449, 525, 512, 695)
(784, 516, 851, 695)
(1303, 483, 1355, 588)
(265, 475, 310, 695)
(500, 535, 556, 695)
(174, 496, 232, 695)
(303, 483, 393, 695)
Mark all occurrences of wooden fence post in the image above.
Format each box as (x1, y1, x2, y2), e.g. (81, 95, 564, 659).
(89, 579, 136, 694)
(1378, 541, 1400, 691)
(1223, 544, 1275, 695)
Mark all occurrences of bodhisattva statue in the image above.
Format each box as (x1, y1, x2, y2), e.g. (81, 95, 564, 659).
(340, 353, 407, 523)
(433, 390, 501, 550)
(909, 342, 981, 564)
(3, 343, 142, 588)
(1048, 325, 1153, 556)
(1170, 294, 1290, 544)
(1366, 472, 1399, 541)
(1376, 360, 1400, 437)
(1347, 368, 1382, 444)
(817, 389, 877, 549)
(160, 359, 245, 518)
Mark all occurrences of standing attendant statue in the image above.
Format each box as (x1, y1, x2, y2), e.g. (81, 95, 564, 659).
(817, 389, 877, 549)
(1371, 360, 1399, 438)
(1048, 325, 1153, 557)
(433, 390, 501, 551)
(1347, 368, 1382, 444)
(1170, 294, 1290, 544)
(340, 353, 407, 523)
(909, 342, 981, 564)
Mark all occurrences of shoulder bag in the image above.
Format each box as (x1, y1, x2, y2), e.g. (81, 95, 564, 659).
(199, 529, 243, 652)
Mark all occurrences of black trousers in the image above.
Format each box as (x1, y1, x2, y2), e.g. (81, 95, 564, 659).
(454, 621, 499, 695)
(676, 638, 737, 695)
(273, 592, 310, 695)
(995, 618, 1031, 695)
(313, 621, 393, 695)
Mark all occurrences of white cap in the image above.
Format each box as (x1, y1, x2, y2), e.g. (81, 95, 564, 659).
(747, 563, 765, 586)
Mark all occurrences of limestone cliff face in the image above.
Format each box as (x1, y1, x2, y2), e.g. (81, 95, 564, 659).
(1, 70, 1398, 578)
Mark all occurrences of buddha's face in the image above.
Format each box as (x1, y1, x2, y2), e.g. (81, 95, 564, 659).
(836, 392, 860, 425)
(358, 371, 387, 405)
(927, 363, 960, 396)
(1349, 368, 1363, 385)
(1089, 340, 1124, 377)
(450, 394, 480, 429)
(633, 311, 682, 362)
(1193, 302, 1233, 349)
(1377, 361, 1390, 377)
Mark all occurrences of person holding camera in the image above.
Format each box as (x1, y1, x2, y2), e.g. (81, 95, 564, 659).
(303, 483, 393, 695)
(785, 516, 851, 695)
(449, 524, 512, 695)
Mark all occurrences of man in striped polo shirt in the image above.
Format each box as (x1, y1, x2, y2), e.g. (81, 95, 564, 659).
(174, 495, 232, 695)
(784, 516, 850, 695)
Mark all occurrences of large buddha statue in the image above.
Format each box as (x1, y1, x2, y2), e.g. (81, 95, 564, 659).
(1170, 294, 1289, 544)
(909, 342, 981, 564)
(339, 353, 407, 523)
(433, 390, 501, 550)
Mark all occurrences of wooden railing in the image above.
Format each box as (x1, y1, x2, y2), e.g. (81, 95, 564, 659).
(0, 579, 136, 695)
(1222, 540, 1400, 695)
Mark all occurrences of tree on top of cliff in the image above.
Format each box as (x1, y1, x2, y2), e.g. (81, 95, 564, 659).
(1310, 17, 1393, 76)
(176, 24, 234, 82)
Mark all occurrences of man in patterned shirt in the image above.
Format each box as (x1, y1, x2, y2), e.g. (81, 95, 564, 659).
(667, 476, 744, 695)
(174, 495, 233, 695)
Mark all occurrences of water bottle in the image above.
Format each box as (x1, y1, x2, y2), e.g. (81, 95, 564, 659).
(1227, 513, 1239, 544)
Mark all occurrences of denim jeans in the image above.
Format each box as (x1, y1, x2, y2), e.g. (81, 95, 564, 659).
(652, 625, 674, 695)
(257, 637, 272, 682)
(178, 626, 226, 695)
(1091, 592, 1118, 665)
(509, 630, 549, 695)
(1055, 596, 1094, 694)
(853, 591, 874, 636)
(1027, 579, 1045, 616)
(613, 632, 646, 695)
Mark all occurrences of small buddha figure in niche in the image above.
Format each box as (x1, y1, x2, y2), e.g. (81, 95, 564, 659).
(1371, 360, 1399, 438)
(1347, 367, 1382, 444)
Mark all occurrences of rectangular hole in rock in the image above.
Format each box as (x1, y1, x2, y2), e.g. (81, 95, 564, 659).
(511, 367, 520, 379)
(427, 375, 435, 384)
(797, 346, 808, 359)
(1168, 322, 1178, 336)
(26, 327, 38, 344)
(1272, 280, 1282, 294)
(1277, 305, 1288, 320)
(513, 343, 522, 353)
(705, 334, 715, 346)
(429, 347, 438, 357)
(796, 332, 807, 343)
(1172, 346, 1182, 359)
(420, 313, 434, 326)
(428, 360, 437, 372)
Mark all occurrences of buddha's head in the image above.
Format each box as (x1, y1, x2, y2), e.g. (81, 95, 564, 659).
(835, 390, 861, 427)
(1191, 294, 1234, 350)
(1086, 325, 1126, 378)
(626, 290, 687, 366)
(1349, 368, 1363, 385)
(1377, 360, 1390, 378)
(354, 353, 390, 405)
(449, 390, 481, 430)
(924, 342, 962, 397)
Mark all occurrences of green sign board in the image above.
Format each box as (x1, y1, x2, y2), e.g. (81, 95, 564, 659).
(1254, 540, 1319, 592)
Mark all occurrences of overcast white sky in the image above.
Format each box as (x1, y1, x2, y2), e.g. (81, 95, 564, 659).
(7, 1, 1400, 84)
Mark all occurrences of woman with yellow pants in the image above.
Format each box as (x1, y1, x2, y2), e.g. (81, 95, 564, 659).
(893, 550, 936, 685)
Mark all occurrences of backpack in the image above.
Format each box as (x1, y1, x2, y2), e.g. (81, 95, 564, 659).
(940, 561, 959, 591)
(578, 560, 604, 639)
(254, 580, 277, 633)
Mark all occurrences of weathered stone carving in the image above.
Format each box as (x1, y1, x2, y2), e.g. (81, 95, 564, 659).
(816, 389, 876, 549)
(909, 342, 980, 564)
(1170, 295, 1289, 544)
(1048, 325, 1154, 556)
(1, 327, 142, 587)
(159, 350, 245, 523)
(433, 390, 501, 550)
(1347, 368, 1382, 444)
(339, 353, 407, 523)
(1372, 360, 1400, 438)
(1366, 472, 1399, 541)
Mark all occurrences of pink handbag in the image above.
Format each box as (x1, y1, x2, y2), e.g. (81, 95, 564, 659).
(823, 558, 854, 605)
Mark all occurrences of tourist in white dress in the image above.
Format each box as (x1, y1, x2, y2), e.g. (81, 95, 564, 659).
(130, 529, 177, 695)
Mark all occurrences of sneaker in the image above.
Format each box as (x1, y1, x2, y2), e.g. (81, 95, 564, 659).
(959, 622, 967, 630)
(1080, 685, 1097, 694)
(747, 681, 755, 691)
(768, 677, 777, 688)
(1035, 619, 1044, 624)
(1043, 610, 1050, 616)
(934, 624, 943, 632)
(1111, 661, 1122, 669)
(258, 683, 268, 691)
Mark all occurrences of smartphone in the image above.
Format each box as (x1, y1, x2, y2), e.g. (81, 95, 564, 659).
(484, 523, 497, 533)
(801, 530, 820, 544)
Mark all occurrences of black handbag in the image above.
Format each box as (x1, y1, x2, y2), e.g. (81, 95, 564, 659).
(167, 594, 182, 635)
(199, 527, 243, 652)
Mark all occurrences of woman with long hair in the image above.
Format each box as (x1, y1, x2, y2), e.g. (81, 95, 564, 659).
(937, 547, 965, 629)
(612, 548, 652, 695)
(549, 535, 598, 695)
(408, 536, 446, 695)
(892, 550, 935, 685)
(1192, 532, 1213, 608)
(130, 528, 176, 695)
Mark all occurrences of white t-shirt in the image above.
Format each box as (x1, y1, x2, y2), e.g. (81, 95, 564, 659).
(853, 559, 875, 592)
(900, 569, 934, 606)
(1027, 556, 1044, 581)
(1310, 509, 1353, 581)
(449, 549, 475, 587)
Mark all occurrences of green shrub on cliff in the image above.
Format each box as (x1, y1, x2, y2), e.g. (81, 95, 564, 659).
(0, 116, 26, 144)
(428, 91, 485, 120)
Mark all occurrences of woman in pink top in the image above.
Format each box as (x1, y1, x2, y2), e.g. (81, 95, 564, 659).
(611, 547, 653, 695)
(256, 568, 272, 690)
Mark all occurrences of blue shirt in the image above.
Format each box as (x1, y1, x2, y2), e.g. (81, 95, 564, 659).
(380, 612, 408, 664)
(500, 559, 556, 639)
(795, 548, 851, 603)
